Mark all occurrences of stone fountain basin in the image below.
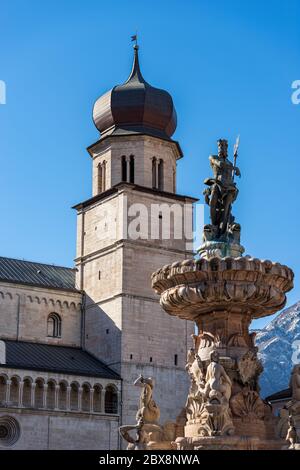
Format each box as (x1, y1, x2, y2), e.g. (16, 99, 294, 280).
(151, 257, 294, 321)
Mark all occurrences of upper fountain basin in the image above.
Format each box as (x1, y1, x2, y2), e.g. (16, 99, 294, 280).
(151, 256, 294, 321)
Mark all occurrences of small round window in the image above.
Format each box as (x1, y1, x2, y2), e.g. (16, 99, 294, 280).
(0, 416, 20, 447)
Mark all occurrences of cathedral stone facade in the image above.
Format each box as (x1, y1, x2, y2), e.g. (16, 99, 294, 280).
(0, 45, 195, 449)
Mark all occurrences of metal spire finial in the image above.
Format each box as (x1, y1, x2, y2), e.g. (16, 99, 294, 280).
(126, 32, 145, 83)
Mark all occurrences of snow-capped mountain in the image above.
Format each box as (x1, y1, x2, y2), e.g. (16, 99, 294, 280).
(255, 301, 300, 398)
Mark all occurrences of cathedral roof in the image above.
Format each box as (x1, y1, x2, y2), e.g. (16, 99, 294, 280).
(92, 45, 177, 141)
(1, 340, 120, 380)
(0, 256, 77, 291)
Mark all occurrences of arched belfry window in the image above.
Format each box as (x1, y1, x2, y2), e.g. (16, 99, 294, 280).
(104, 385, 118, 414)
(152, 157, 164, 190)
(129, 155, 135, 183)
(47, 313, 62, 338)
(121, 155, 127, 182)
(98, 161, 106, 194)
(158, 159, 164, 190)
(121, 155, 135, 183)
(98, 164, 102, 194)
(152, 157, 157, 189)
(102, 161, 106, 192)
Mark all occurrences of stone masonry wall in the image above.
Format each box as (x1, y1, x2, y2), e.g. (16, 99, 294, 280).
(0, 282, 82, 347)
(0, 409, 119, 450)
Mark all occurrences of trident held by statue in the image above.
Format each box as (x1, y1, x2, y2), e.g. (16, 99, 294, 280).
(232, 135, 240, 180)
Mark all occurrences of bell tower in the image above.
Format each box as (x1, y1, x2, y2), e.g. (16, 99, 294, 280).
(74, 44, 196, 427)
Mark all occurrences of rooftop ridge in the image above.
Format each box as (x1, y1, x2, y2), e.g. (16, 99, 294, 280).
(0, 255, 75, 271)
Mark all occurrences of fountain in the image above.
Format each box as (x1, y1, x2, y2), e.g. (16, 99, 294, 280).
(120, 139, 295, 450)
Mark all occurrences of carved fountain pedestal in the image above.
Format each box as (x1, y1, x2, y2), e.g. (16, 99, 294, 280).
(151, 256, 293, 450)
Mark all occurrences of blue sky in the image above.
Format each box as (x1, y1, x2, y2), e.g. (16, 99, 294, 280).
(0, 0, 299, 328)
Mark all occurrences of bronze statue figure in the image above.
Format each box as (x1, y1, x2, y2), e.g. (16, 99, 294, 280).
(198, 138, 244, 258)
(203, 139, 240, 237)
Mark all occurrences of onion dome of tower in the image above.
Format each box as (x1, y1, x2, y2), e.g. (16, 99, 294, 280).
(92, 45, 177, 141)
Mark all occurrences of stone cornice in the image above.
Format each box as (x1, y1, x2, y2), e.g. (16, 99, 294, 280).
(72, 182, 198, 211)
(74, 238, 195, 265)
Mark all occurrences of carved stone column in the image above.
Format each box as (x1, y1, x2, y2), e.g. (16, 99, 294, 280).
(55, 385, 60, 410)
(90, 388, 94, 413)
(43, 384, 48, 409)
(18, 381, 24, 407)
(66, 386, 71, 411)
(5, 379, 11, 405)
(30, 383, 36, 407)
(100, 388, 104, 413)
(78, 387, 83, 411)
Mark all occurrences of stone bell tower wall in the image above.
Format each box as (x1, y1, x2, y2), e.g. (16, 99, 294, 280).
(89, 135, 179, 196)
(75, 178, 196, 427)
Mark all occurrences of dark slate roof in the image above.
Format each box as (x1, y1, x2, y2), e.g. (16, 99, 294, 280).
(1, 340, 120, 380)
(266, 388, 291, 402)
(0, 256, 77, 291)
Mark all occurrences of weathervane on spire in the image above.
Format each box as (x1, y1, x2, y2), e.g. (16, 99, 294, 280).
(131, 32, 138, 48)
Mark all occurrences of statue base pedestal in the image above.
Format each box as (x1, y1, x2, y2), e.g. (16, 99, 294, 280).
(197, 240, 245, 259)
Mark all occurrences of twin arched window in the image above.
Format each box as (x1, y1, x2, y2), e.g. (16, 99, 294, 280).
(121, 155, 135, 183)
(47, 313, 62, 338)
